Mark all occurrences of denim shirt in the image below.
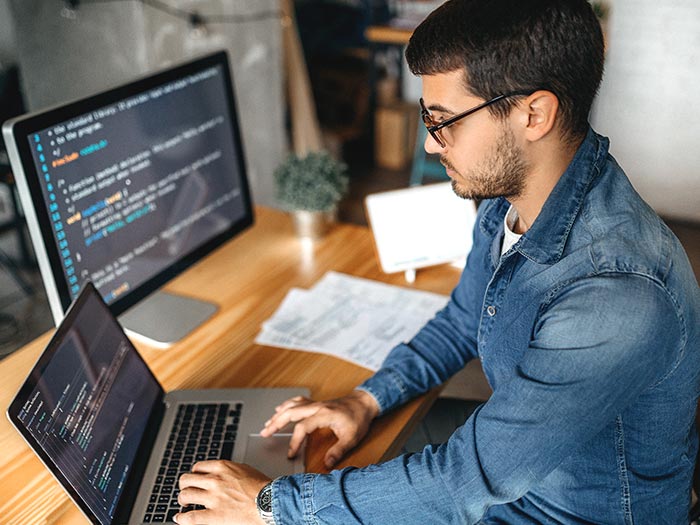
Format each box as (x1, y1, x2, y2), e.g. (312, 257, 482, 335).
(272, 128, 700, 524)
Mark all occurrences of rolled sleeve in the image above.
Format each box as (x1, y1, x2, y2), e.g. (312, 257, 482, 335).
(356, 367, 412, 415)
(272, 474, 317, 524)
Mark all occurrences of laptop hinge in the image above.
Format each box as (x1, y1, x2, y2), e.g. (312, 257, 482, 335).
(112, 397, 166, 524)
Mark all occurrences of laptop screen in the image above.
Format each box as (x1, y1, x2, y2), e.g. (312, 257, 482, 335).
(7, 285, 162, 524)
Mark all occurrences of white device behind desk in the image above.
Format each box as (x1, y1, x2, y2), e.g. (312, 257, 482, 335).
(365, 182, 477, 282)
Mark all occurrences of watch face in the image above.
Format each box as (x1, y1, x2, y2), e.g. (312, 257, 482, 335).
(259, 484, 273, 513)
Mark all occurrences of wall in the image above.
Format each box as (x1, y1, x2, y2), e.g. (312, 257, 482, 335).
(6, 0, 285, 206)
(0, 0, 16, 66)
(590, 0, 700, 222)
(400, 1, 700, 222)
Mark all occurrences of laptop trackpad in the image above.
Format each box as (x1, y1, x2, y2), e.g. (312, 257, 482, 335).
(243, 434, 300, 479)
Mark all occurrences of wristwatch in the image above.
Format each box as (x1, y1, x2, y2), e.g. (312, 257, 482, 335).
(256, 481, 276, 525)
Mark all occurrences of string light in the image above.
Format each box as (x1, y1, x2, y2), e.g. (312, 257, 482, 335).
(62, 0, 283, 29)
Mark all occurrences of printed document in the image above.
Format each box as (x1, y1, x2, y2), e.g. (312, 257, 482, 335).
(255, 272, 449, 371)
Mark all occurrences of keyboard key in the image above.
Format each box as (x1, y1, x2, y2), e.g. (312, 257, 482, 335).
(146, 402, 242, 515)
(221, 441, 234, 459)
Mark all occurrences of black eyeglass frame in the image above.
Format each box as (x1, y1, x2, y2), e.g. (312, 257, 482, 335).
(420, 90, 536, 148)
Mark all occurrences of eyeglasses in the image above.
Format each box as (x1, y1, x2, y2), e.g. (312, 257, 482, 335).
(420, 91, 534, 148)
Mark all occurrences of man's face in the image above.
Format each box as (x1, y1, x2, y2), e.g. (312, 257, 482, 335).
(421, 70, 529, 201)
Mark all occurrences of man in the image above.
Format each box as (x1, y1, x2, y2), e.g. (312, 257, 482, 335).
(174, 0, 700, 523)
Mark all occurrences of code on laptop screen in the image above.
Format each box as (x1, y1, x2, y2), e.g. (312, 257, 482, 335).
(14, 291, 160, 524)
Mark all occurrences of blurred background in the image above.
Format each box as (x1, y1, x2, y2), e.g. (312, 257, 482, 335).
(0, 0, 698, 357)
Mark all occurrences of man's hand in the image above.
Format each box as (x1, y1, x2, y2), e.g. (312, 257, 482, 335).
(175, 460, 270, 525)
(260, 390, 380, 468)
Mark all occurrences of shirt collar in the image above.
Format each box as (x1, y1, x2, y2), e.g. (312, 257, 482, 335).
(479, 127, 609, 265)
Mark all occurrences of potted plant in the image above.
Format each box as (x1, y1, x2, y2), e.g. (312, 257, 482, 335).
(274, 151, 349, 239)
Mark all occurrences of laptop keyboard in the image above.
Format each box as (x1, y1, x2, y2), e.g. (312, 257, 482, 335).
(142, 402, 242, 523)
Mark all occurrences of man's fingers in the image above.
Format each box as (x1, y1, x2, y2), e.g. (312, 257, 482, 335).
(178, 471, 219, 492)
(174, 508, 210, 525)
(261, 403, 322, 435)
(189, 459, 227, 474)
(177, 486, 211, 508)
(261, 393, 376, 466)
(324, 435, 357, 468)
(287, 411, 357, 461)
(287, 419, 316, 458)
(274, 395, 309, 413)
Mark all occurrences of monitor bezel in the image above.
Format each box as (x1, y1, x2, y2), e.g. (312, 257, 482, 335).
(1, 50, 253, 321)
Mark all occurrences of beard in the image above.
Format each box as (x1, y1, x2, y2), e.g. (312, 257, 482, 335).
(443, 125, 529, 201)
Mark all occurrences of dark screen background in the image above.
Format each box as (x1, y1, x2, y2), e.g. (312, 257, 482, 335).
(15, 291, 160, 524)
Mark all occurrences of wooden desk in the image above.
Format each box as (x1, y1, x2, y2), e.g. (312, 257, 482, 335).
(0, 207, 461, 524)
(365, 25, 413, 46)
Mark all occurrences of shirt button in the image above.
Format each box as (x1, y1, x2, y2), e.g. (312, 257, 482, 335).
(486, 305, 496, 317)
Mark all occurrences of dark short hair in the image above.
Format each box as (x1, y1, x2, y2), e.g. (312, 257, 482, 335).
(406, 0, 605, 142)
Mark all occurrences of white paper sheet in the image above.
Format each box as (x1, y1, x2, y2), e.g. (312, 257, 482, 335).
(255, 272, 449, 371)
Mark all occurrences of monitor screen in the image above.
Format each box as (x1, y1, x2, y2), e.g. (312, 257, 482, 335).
(3, 51, 253, 326)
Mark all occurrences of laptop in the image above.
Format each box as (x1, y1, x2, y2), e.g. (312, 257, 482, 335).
(6, 282, 307, 524)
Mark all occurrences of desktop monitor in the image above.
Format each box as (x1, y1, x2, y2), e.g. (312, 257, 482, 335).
(2, 50, 253, 346)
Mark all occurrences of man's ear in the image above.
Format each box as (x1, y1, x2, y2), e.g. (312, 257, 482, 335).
(517, 90, 559, 142)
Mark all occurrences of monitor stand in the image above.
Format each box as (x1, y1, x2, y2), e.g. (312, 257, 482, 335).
(118, 290, 218, 348)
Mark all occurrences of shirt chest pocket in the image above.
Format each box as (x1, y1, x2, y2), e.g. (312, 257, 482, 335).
(477, 300, 541, 388)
